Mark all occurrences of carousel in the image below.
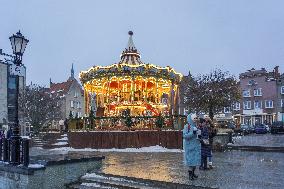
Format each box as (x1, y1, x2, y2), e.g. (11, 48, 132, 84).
(80, 31, 183, 117)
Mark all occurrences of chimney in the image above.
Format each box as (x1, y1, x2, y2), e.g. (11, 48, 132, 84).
(49, 78, 52, 87)
(274, 66, 279, 79)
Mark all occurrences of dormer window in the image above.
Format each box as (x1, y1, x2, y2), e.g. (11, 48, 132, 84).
(248, 80, 257, 86)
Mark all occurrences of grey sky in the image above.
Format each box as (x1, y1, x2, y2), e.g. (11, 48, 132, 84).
(1, 0, 284, 86)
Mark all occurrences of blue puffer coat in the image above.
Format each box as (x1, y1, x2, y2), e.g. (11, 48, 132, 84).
(201, 126, 212, 157)
(183, 114, 201, 167)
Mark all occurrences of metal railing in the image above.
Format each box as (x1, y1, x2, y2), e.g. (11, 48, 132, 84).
(0, 138, 29, 167)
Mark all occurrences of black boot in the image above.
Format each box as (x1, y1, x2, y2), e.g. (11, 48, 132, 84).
(188, 170, 194, 180)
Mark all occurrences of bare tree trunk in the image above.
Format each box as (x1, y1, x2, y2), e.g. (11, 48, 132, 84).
(209, 106, 214, 120)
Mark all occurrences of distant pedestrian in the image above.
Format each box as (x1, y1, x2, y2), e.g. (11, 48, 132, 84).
(64, 118, 69, 132)
(0, 130, 4, 140)
(199, 118, 211, 170)
(7, 127, 12, 139)
(206, 117, 217, 169)
(183, 113, 201, 180)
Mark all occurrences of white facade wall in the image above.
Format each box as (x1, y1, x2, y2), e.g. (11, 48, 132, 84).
(0, 62, 8, 124)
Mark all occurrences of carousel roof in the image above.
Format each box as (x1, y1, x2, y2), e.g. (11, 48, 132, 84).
(80, 31, 183, 84)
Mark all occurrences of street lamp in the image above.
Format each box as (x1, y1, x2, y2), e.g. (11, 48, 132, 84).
(8, 31, 29, 165)
(9, 31, 29, 65)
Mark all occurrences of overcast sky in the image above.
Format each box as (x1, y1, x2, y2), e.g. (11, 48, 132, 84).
(1, 0, 284, 86)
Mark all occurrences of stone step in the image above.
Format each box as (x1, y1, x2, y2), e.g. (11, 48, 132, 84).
(78, 173, 211, 189)
(81, 178, 154, 189)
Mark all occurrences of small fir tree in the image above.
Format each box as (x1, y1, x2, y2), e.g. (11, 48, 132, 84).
(155, 113, 164, 129)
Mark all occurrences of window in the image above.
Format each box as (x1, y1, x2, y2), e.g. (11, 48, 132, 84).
(248, 80, 257, 86)
(254, 101, 262, 109)
(281, 99, 284, 107)
(70, 100, 74, 108)
(72, 111, 75, 117)
(243, 101, 251, 110)
(281, 86, 284, 94)
(243, 90, 250, 97)
(254, 88, 262, 96)
(224, 107, 231, 113)
(8, 77, 16, 89)
(78, 112, 81, 117)
(77, 101, 81, 108)
(233, 102, 240, 110)
(265, 100, 273, 108)
(74, 91, 79, 98)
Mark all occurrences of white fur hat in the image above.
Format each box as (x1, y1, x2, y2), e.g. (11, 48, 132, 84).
(190, 113, 198, 121)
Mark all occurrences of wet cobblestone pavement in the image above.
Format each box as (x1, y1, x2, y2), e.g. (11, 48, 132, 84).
(233, 133, 284, 147)
(71, 151, 283, 189)
(30, 134, 284, 189)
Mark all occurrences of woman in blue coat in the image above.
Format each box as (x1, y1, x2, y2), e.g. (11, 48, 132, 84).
(183, 113, 201, 180)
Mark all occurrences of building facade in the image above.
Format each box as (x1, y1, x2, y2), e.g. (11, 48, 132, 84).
(234, 67, 280, 126)
(0, 59, 26, 134)
(276, 73, 284, 122)
(49, 64, 85, 121)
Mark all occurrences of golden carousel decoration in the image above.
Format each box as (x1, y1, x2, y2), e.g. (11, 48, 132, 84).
(80, 31, 183, 117)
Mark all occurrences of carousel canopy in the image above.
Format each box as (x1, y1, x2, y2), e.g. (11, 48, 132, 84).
(79, 31, 182, 85)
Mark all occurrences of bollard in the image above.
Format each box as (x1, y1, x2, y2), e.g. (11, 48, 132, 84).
(22, 139, 29, 167)
(0, 139, 2, 161)
(228, 132, 233, 144)
(3, 138, 9, 162)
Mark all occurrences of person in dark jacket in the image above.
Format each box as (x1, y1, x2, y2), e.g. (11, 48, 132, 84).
(199, 118, 211, 170)
(7, 127, 12, 139)
(206, 117, 217, 169)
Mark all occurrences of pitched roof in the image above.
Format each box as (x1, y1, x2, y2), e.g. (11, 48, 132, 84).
(49, 80, 74, 98)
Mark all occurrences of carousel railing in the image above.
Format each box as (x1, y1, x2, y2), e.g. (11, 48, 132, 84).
(67, 115, 186, 131)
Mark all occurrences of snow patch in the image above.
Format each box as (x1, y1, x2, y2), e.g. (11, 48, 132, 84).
(53, 142, 68, 146)
(57, 137, 68, 141)
(50, 145, 182, 153)
(28, 164, 45, 168)
(21, 136, 31, 139)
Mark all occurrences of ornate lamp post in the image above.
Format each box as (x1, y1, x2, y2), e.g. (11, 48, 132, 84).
(8, 31, 29, 165)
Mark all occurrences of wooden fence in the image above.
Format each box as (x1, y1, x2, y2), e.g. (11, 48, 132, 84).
(68, 130, 183, 149)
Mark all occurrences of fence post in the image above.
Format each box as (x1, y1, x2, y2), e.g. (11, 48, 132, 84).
(3, 138, 9, 162)
(0, 139, 2, 161)
(22, 139, 30, 167)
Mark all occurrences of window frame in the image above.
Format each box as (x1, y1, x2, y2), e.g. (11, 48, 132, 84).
(265, 100, 273, 108)
(224, 107, 231, 113)
(243, 101, 251, 110)
(254, 100, 262, 109)
(233, 102, 240, 110)
(254, 88, 262, 96)
(70, 100, 74, 108)
(242, 90, 251, 97)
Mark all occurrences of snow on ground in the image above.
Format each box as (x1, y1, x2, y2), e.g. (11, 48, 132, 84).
(81, 182, 115, 188)
(57, 137, 68, 141)
(21, 136, 31, 139)
(28, 163, 45, 168)
(50, 145, 183, 153)
(52, 141, 68, 146)
(82, 173, 139, 184)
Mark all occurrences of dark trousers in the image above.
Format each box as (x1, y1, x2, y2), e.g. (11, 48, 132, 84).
(201, 155, 207, 169)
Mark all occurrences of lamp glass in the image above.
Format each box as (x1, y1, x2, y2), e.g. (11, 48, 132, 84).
(9, 32, 29, 55)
